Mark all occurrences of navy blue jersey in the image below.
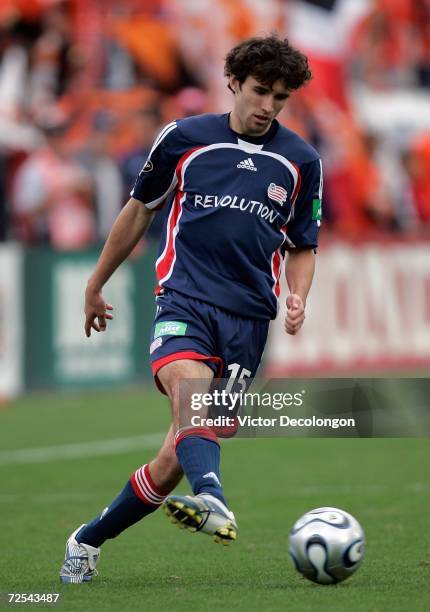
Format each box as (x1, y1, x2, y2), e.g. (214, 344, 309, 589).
(131, 113, 322, 320)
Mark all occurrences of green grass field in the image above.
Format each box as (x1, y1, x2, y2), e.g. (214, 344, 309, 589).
(1, 388, 429, 611)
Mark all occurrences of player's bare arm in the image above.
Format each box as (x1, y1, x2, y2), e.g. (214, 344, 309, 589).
(85, 197, 154, 337)
(284, 248, 315, 335)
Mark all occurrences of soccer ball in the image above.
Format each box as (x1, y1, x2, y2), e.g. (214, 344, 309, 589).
(288, 507, 365, 585)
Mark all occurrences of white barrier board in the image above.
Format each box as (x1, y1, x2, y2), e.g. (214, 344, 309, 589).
(0, 243, 23, 397)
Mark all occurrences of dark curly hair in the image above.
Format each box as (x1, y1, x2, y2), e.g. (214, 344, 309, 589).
(224, 35, 312, 92)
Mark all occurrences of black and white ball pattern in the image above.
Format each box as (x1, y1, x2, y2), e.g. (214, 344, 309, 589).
(288, 507, 365, 584)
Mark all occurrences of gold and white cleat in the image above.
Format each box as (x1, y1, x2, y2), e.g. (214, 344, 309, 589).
(163, 493, 237, 545)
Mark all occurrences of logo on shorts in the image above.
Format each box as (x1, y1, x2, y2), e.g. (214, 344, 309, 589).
(154, 321, 187, 338)
(150, 337, 163, 354)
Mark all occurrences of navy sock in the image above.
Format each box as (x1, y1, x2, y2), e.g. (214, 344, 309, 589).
(77, 465, 166, 548)
(175, 436, 226, 505)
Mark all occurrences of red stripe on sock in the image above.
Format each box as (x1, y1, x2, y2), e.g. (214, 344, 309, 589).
(174, 426, 219, 448)
(130, 471, 155, 505)
(136, 468, 163, 504)
(130, 464, 168, 506)
(144, 464, 171, 497)
(212, 416, 239, 439)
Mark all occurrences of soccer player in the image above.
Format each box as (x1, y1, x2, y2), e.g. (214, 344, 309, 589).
(59, 35, 322, 583)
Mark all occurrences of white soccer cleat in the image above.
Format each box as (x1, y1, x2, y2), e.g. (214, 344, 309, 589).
(59, 524, 100, 584)
(163, 493, 237, 545)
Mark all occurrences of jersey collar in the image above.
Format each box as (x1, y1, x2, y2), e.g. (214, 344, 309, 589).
(224, 113, 279, 146)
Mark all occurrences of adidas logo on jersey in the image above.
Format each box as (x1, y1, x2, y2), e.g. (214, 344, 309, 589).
(237, 157, 257, 171)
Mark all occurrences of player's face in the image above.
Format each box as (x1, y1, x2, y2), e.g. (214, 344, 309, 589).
(229, 75, 290, 136)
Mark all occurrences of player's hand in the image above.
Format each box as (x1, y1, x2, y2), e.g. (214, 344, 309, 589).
(285, 293, 305, 335)
(84, 286, 114, 337)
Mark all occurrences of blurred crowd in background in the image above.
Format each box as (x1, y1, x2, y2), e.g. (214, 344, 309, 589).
(0, 0, 430, 250)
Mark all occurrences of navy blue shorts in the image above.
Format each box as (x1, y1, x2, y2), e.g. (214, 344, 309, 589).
(149, 290, 269, 394)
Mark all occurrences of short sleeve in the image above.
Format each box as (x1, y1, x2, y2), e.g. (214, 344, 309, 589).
(285, 158, 323, 249)
(131, 121, 189, 209)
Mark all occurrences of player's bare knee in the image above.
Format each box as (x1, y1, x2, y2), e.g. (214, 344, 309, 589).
(149, 452, 182, 489)
(152, 455, 180, 475)
(155, 442, 178, 467)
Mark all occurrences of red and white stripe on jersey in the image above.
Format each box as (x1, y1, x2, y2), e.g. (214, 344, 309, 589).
(289, 160, 302, 206)
(155, 146, 202, 293)
(284, 157, 320, 247)
(154, 192, 184, 293)
(271, 224, 287, 299)
(130, 464, 167, 506)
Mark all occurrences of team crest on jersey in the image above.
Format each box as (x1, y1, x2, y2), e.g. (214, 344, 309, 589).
(267, 183, 287, 205)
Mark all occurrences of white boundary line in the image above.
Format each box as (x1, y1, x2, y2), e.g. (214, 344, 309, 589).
(0, 433, 165, 465)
